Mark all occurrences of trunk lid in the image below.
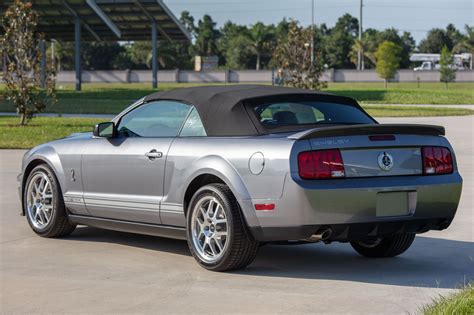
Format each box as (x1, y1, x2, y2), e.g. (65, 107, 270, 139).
(340, 147, 422, 177)
(290, 124, 446, 178)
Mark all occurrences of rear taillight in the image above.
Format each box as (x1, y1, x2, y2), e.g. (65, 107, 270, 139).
(421, 146, 453, 175)
(298, 149, 345, 179)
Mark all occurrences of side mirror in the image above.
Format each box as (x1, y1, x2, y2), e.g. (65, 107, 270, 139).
(93, 122, 116, 138)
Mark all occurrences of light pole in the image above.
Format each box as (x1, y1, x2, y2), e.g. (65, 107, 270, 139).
(358, 0, 364, 70)
(310, 0, 314, 65)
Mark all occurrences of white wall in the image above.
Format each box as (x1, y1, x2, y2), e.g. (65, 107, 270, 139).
(38, 69, 474, 84)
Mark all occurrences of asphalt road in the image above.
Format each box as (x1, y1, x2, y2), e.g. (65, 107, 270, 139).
(1, 116, 472, 314)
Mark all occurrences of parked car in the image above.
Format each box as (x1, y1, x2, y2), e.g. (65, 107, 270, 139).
(18, 85, 463, 271)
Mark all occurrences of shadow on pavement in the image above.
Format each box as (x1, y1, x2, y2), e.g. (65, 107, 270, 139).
(68, 226, 191, 257)
(242, 236, 473, 289)
(67, 227, 473, 289)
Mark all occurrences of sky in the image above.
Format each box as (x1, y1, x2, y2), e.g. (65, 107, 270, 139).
(165, 0, 473, 44)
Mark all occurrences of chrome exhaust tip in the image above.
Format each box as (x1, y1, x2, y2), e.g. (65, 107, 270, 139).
(306, 228, 333, 243)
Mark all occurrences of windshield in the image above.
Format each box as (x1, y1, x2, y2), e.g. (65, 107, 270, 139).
(253, 101, 375, 129)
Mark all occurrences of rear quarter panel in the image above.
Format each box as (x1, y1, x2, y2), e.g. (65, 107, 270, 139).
(162, 136, 297, 227)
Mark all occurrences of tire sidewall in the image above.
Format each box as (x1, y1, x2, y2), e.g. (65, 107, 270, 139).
(24, 164, 62, 236)
(186, 185, 235, 270)
(351, 233, 416, 258)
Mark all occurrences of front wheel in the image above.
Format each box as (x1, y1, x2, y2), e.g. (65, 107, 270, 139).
(350, 233, 416, 258)
(186, 184, 259, 271)
(24, 164, 76, 238)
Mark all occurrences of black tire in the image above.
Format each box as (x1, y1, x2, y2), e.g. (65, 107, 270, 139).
(24, 164, 76, 238)
(186, 183, 259, 271)
(351, 233, 416, 258)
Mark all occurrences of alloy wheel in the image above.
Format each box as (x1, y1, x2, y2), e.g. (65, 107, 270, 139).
(26, 172, 54, 230)
(191, 196, 229, 263)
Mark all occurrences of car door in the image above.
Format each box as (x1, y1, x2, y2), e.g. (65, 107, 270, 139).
(160, 107, 208, 227)
(81, 100, 192, 224)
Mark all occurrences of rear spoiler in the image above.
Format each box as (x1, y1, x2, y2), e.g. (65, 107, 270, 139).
(288, 124, 445, 140)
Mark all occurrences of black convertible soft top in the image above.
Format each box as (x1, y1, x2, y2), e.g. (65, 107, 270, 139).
(144, 85, 364, 136)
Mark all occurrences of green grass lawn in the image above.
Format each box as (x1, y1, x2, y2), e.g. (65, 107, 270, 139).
(421, 284, 473, 315)
(0, 116, 102, 149)
(363, 105, 474, 117)
(327, 82, 474, 105)
(0, 82, 473, 116)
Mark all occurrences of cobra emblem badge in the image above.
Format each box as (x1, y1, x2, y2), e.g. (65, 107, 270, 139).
(377, 151, 394, 171)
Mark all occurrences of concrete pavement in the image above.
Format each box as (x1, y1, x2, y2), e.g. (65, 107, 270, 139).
(0, 116, 472, 314)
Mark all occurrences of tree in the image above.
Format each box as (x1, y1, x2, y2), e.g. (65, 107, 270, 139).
(179, 10, 196, 38)
(375, 41, 402, 88)
(112, 43, 135, 69)
(194, 15, 220, 57)
(157, 41, 194, 70)
(218, 21, 251, 68)
(377, 28, 414, 68)
(275, 18, 290, 40)
(445, 24, 464, 49)
(273, 21, 327, 90)
(453, 25, 474, 55)
(400, 31, 416, 68)
(248, 22, 275, 70)
(56, 41, 135, 70)
(439, 46, 456, 89)
(1, 0, 56, 125)
(82, 42, 125, 70)
(129, 41, 152, 68)
(324, 14, 359, 68)
(128, 40, 193, 70)
(350, 35, 377, 69)
(419, 28, 452, 53)
(224, 34, 254, 69)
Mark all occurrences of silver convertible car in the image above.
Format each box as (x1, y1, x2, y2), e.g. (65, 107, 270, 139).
(18, 85, 462, 271)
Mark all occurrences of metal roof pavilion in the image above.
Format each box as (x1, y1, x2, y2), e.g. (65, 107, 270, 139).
(0, 0, 192, 90)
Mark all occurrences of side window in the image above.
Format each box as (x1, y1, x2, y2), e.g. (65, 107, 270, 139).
(117, 100, 191, 137)
(180, 107, 207, 137)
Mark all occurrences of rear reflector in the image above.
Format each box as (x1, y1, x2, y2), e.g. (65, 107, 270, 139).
(369, 135, 396, 141)
(298, 149, 345, 179)
(255, 203, 275, 211)
(421, 146, 453, 175)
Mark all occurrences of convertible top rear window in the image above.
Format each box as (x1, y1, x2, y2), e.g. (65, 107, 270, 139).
(253, 101, 375, 130)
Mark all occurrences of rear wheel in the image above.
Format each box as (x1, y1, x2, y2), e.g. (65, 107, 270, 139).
(350, 233, 416, 258)
(186, 184, 259, 271)
(24, 164, 76, 238)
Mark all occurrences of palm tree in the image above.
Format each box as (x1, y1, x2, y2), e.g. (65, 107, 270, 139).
(248, 23, 274, 70)
(453, 25, 473, 54)
(350, 37, 376, 69)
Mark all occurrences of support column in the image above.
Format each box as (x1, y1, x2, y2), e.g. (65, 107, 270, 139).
(39, 39, 46, 88)
(75, 17, 82, 91)
(151, 20, 158, 89)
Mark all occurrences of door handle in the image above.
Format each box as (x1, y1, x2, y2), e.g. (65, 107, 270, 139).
(145, 149, 163, 160)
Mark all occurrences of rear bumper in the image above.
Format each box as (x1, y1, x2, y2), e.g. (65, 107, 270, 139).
(248, 172, 462, 241)
(250, 218, 453, 242)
